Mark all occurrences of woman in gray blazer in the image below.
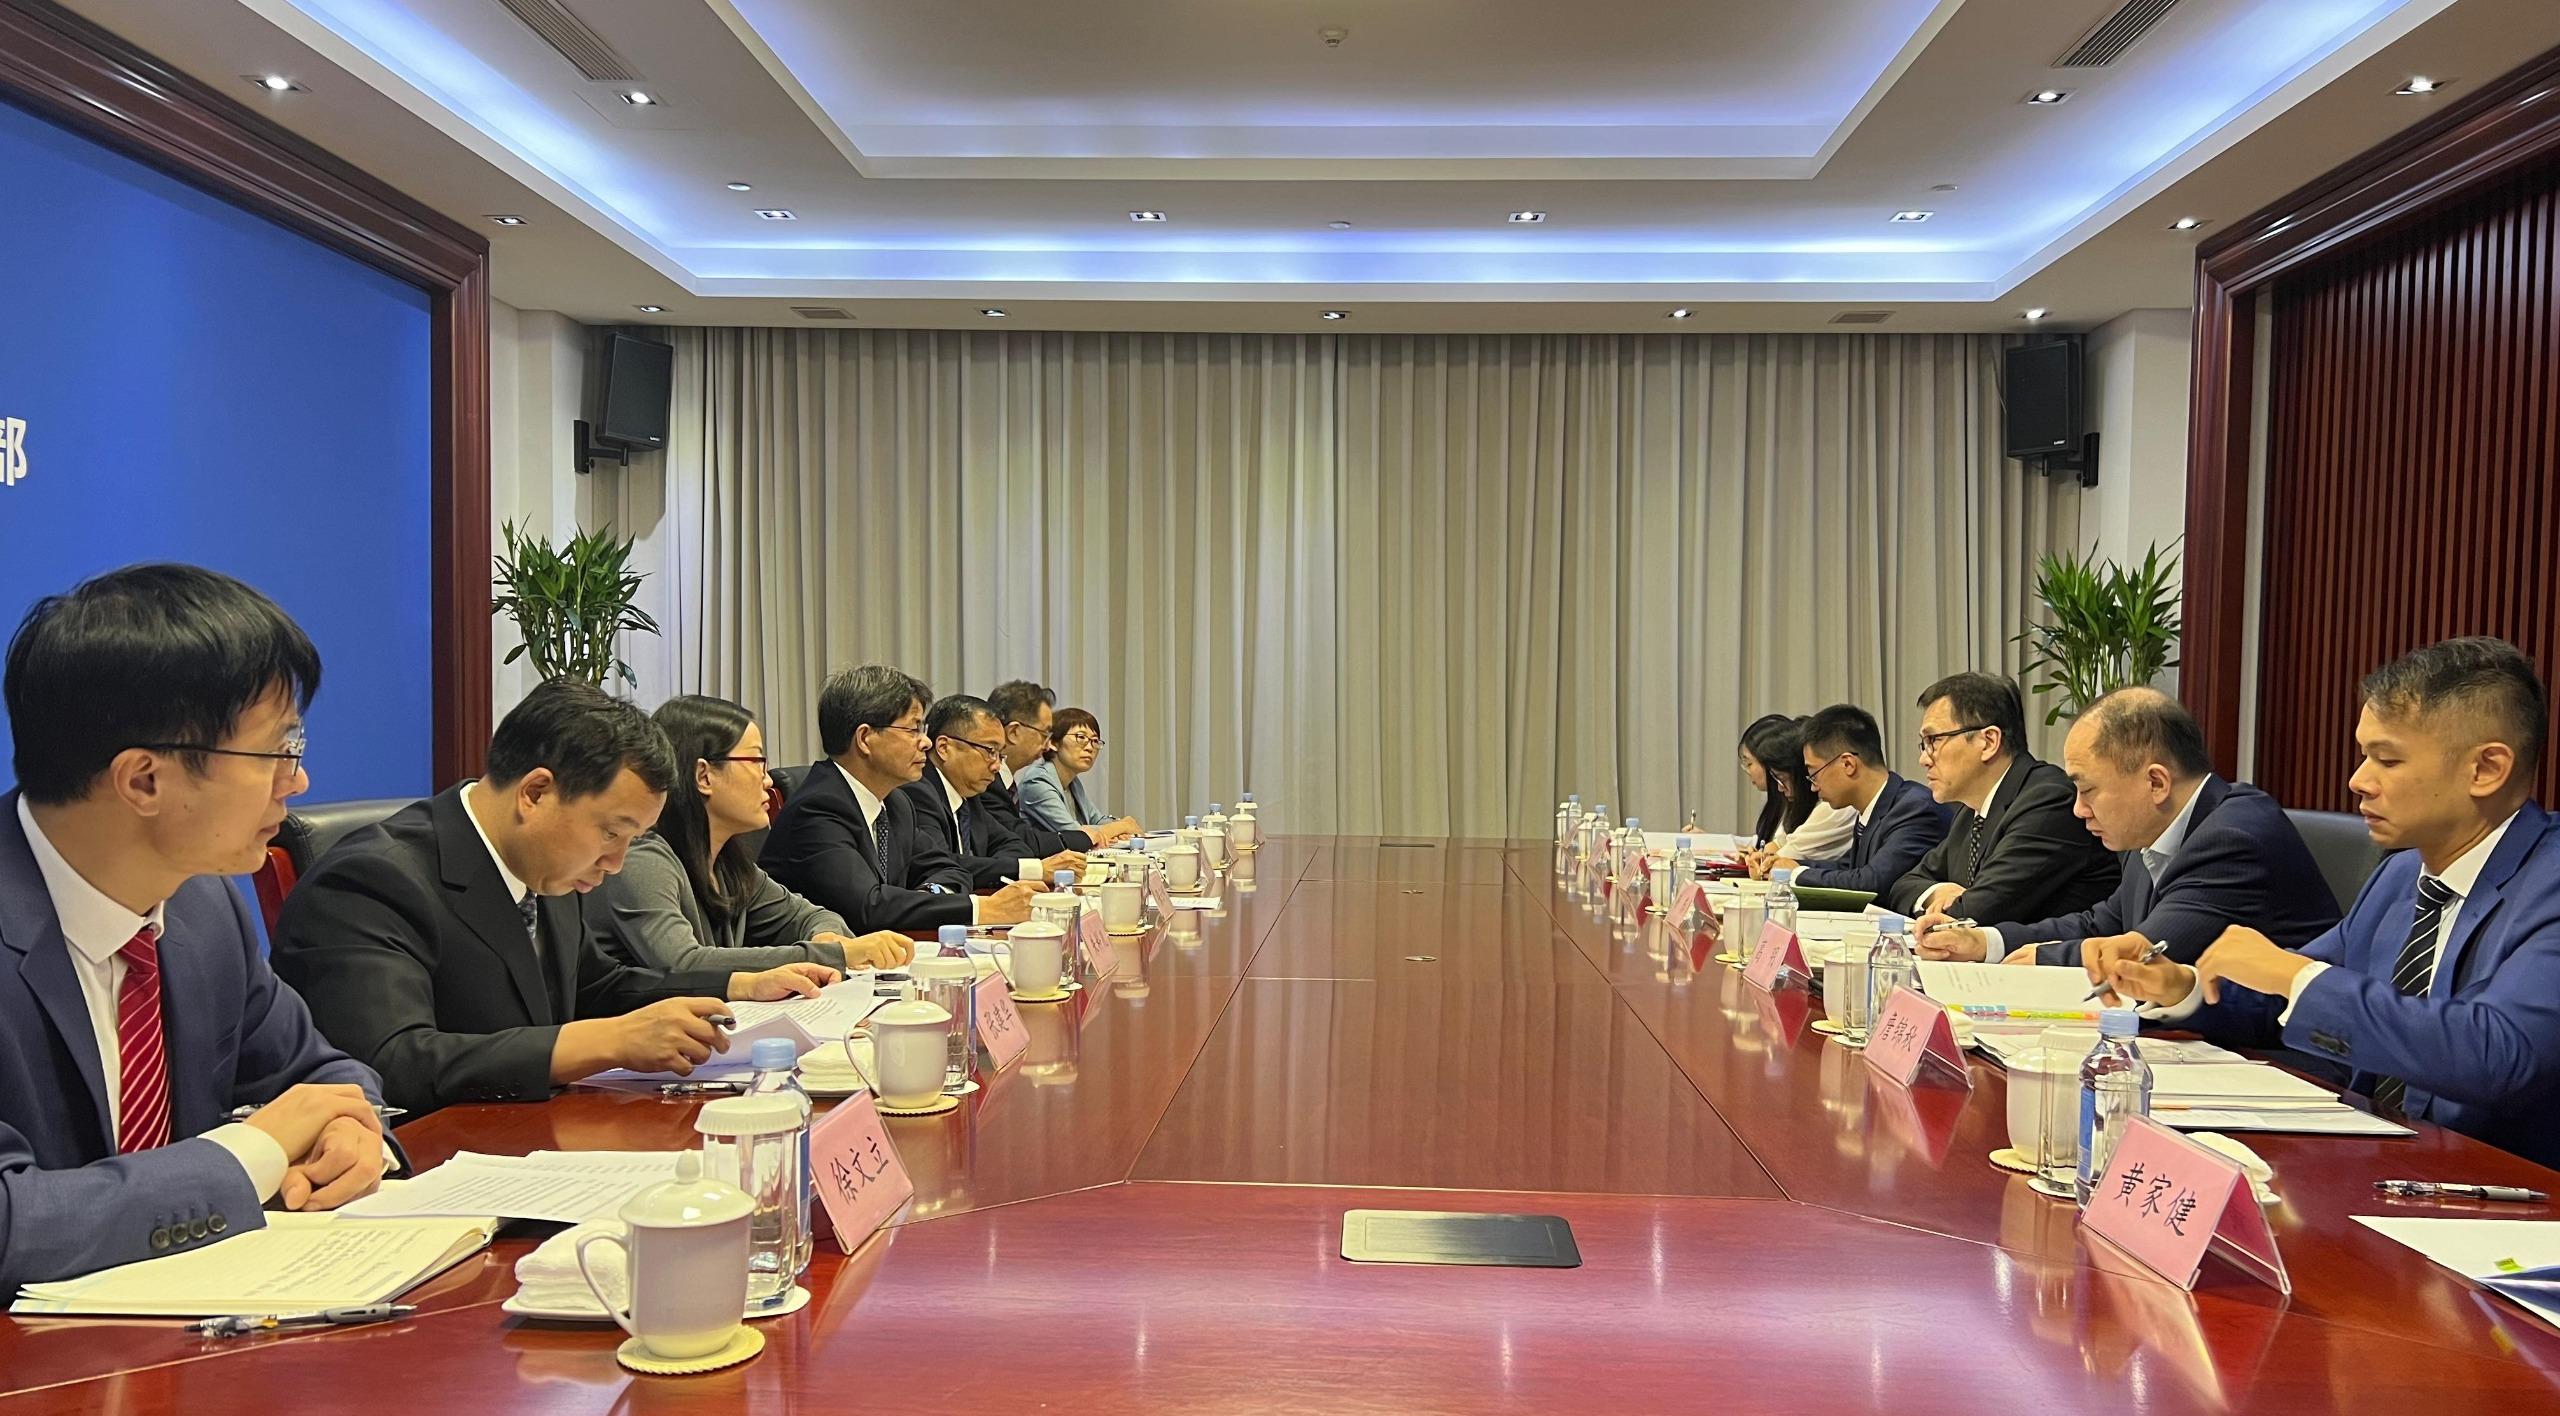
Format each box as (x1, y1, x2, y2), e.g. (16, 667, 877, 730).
(1017, 706, 1128, 836)
(606, 695, 915, 974)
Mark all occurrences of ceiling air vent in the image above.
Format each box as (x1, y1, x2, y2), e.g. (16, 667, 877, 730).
(790, 306, 854, 321)
(2055, 0, 2183, 68)
(1828, 310, 1895, 325)
(494, 0, 641, 83)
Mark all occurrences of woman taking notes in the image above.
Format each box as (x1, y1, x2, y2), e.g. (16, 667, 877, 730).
(605, 694, 915, 974)
(1018, 707, 1127, 837)
(1739, 713, 1854, 875)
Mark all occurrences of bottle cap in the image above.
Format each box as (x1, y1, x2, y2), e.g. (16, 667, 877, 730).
(748, 1037, 799, 1071)
(1209, 803, 1223, 815)
(1567, 794, 1579, 804)
(1054, 870, 1077, 889)
(938, 924, 968, 949)
(1880, 915, 1907, 935)
(2100, 1008, 2140, 1038)
(1185, 815, 1200, 828)
(1625, 817, 1639, 829)
(1677, 837, 1693, 849)
(1771, 868, 1793, 885)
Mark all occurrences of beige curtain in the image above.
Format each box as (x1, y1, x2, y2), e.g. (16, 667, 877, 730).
(597, 328, 2081, 838)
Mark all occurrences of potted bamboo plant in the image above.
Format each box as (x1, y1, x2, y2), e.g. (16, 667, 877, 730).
(2013, 540, 2183, 724)
(491, 521, 659, 689)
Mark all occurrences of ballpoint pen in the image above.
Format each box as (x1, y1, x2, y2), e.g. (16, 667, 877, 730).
(659, 1079, 747, 1098)
(227, 1103, 406, 1123)
(2084, 939, 2170, 1000)
(2376, 1180, 2550, 1204)
(194, 1304, 415, 1338)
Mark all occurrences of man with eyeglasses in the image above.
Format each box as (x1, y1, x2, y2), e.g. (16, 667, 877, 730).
(1, 564, 393, 1288)
(1763, 703, 1950, 896)
(762, 666, 1039, 932)
(1882, 672, 2119, 929)
(983, 680, 1137, 854)
(894, 694, 1084, 890)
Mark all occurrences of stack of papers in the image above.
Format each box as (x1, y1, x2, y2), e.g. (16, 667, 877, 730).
(12, 1211, 494, 1317)
(2151, 1064, 2343, 1110)
(1641, 831, 1743, 856)
(1916, 962, 2098, 1012)
(338, 1150, 679, 1226)
(2353, 1217, 2560, 1329)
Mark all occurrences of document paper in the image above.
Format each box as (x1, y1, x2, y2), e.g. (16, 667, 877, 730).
(337, 1150, 677, 1226)
(12, 1212, 493, 1317)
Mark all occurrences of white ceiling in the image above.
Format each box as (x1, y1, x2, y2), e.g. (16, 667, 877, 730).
(47, 0, 2560, 332)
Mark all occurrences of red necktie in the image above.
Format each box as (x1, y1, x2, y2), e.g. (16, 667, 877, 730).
(114, 925, 171, 1154)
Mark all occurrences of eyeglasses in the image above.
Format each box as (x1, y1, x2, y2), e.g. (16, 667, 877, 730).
(938, 735, 1006, 766)
(1806, 751, 1851, 787)
(133, 727, 308, 780)
(875, 722, 927, 741)
(1007, 721, 1053, 745)
(1060, 731, 1103, 749)
(1916, 725, 1988, 760)
(712, 753, 768, 767)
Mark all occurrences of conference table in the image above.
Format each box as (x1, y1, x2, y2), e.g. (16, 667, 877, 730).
(7, 836, 2560, 1413)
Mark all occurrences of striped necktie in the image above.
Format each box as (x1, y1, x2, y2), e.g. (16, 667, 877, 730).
(2369, 874, 2459, 1115)
(114, 925, 171, 1155)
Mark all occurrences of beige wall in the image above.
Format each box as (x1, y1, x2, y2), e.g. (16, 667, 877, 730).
(486, 300, 604, 715)
(2085, 308, 2195, 692)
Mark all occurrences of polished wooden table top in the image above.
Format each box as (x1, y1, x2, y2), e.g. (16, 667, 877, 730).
(8, 836, 2558, 1414)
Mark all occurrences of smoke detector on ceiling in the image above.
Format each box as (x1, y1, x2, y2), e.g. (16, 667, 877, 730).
(1318, 26, 1348, 49)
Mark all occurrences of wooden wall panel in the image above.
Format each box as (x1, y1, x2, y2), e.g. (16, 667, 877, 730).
(2255, 170, 2560, 810)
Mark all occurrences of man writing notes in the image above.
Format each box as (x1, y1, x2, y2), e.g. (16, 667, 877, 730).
(2093, 639, 2560, 1167)
(761, 666, 1039, 932)
(983, 680, 1137, 853)
(2, 565, 389, 1288)
(1886, 672, 2120, 928)
(273, 680, 837, 1115)
(894, 693, 1084, 890)
(1766, 704, 1950, 895)
(1916, 687, 2338, 965)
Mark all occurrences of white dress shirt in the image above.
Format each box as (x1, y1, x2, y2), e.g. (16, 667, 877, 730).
(935, 767, 1042, 882)
(837, 762, 992, 923)
(1770, 801, 1857, 863)
(2141, 778, 2210, 884)
(461, 781, 533, 908)
(2148, 808, 2520, 1024)
(16, 797, 287, 1198)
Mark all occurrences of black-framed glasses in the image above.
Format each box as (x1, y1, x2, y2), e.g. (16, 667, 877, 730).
(1006, 720, 1053, 746)
(1060, 731, 1104, 749)
(875, 722, 927, 741)
(133, 727, 308, 778)
(1915, 725, 1988, 759)
(1806, 751, 1851, 787)
(712, 753, 769, 767)
(938, 735, 1006, 766)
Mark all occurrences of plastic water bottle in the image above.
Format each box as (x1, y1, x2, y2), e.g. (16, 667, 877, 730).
(2076, 1009, 2154, 1206)
(1614, 817, 1639, 878)
(1867, 915, 1917, 1027)
(937, 923, 968, 958)
(741, 1039, 814, 1292)
(1766, 867, 1799, 939)
(1584, 805, 1610, 864)
(1671, 836, 1697, 882)
(1556, 793, 1581, 846)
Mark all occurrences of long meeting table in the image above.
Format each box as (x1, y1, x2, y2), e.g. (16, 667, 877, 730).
(6, 836, 2559, 1413)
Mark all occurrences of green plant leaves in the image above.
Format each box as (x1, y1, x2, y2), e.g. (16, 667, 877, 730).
(2013, 539, 2184, 723)
(491, 520, 659, 687)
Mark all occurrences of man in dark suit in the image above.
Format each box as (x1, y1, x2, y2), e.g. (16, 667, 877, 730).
(273, 680, 834, 1116)
(1772, 703, 1950, 895)
(2096, 639, 2560, 1166)
(895, 694, 1084, 891)
(762, 666, 1040, 933)
(1885, 672, 2120, 926)
(1917, 688, 2340, 964)
(985, 680, 1136, 854)
(1, 565, 392, 1289)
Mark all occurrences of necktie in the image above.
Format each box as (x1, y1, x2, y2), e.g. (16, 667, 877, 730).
(873, 809, 897, 883)
(2370, 875, 2459, 1115)
(518, 892, 540, 949)
(1965, 816, 1987, 881)
(1850, 816, 1868, 863)
(114, 925, 171, 1155)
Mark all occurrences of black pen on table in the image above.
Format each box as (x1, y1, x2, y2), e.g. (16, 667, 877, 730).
(194, 1304, 415, 1338)
(227, 1102, 405, 1123)
(2376, 1180, 2550, 1204)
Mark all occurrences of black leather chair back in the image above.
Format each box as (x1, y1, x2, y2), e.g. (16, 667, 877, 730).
(2286, 807, 2386, 915)
(773, 764, 810, 801)
(278, 798, 411, 876)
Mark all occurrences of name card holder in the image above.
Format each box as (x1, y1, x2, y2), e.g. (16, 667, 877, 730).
(1862, 986, 1972, 1089)
(1743, 922, 1809, 992)
(1078, 909, 1117, 979)
(810, 1091, 913, 1254)
(2082, 1116, 2290, 1294)
(1668, 881, 1707, 931)
(972, 975, 1029, 1072)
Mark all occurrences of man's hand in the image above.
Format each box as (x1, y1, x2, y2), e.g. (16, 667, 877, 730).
(1912, 912, 1992, 961)
(1915, 882, 1965, 918)
(980, 878, 1041, 927)
(609, 998, 730, 1074)
(2191, 926, 2314, 1006)
(240, 1084, 381, 1161)
(2082, 935, 2191, 1007)
(730, 962, 842, 1000)
(1099, 819, 1142, 846)
(279, 1114, 388, 1211)
(822, 930, 914, 970)
(1041, 849, 1088, 877)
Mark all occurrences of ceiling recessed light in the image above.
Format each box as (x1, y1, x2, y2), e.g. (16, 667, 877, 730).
(1326, 220, 1353, 230)
(1319, 310, 1349, 320)
(1890, 210, 1934, 223)
(2171, 216, 2206, 231)
(621, 91, 656, 106)
(634, 305, 666, 314)
(1667, 308, 1693, 320)
(981, 307, 1008, 317)
(2022, 308, 2050, 321)
(1930, 183, 1959, 193)
(1507, 211, 1547, 224)
(1128, 210, 1167, 223)
(725, 181, 753, 192)
(254, 74, 300, 93)
(753, 209, 796, 221)
(2025, 89, 2071, 105)
(2397, 76, 2443, 95)
(487, 214, 527, 226)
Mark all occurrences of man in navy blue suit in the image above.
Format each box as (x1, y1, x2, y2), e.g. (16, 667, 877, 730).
(0, 565, 390, 1289)
(2096, 639, 2560, 1167)
(1914, 687, 2339, 964)
(1772, 703, 1951, 896)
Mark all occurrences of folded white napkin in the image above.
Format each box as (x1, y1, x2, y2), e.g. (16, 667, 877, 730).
(2187, 1131, 2280, 1202)
(514, 1220, 626, 1314)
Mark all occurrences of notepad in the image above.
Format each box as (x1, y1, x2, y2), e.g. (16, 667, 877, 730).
(2148, 1064, 2342, 1108)
(338, 1150, 677, 1226)
(1916, 961, 2097, 1011)
(11, 1210, 494, 1317)
(2354, 1216, 2560, 1328)
(2158, 1107, 2414, 1137)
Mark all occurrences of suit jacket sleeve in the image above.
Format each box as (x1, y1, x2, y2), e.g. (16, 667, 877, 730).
(1884, 826, 1957, 916)
(738, 870, 851, 966)
(768, 794, 968, 934)
(0, 1129, 266, 1290)
(1796, 803, 1943, 896)
(1999, 872, 2131, 956)
(898, 804, 976, 897)
(216, 880, 384, 1105)
(274, 860, 560, 1114)
(1018, 772, 1079, 834)
(1953, 777, 2110, 926)
(573, 905, 733, 1019)
(603, 838, 847, 975)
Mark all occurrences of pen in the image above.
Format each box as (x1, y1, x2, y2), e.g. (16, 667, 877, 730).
(706, 1014, 736, 1029)
(194, 1304, 416, 1338)
(2375, 1180, 2550, 1203)
(2084, 939, 2170, 1000)
(659, 1079, 746, 1097)
(227, 1103, 406, 1123)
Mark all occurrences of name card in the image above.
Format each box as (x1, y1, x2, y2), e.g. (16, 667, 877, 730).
(1862, 986, 1972, 1089)
(811, 1091, 913, 1253)
(2082, 1116, 2290, 1294)
(1742, 922, 1808, 992)
(1667, 881, 1707, 928)
(972, 975, 1029, 1072)
(1078, 908, 1117, 979)
(1146, 868, 1174, 916)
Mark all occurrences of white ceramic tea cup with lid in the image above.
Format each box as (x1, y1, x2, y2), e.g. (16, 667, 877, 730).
(575, 1152, 754, 1361)
(861, 1000, 953, 1108)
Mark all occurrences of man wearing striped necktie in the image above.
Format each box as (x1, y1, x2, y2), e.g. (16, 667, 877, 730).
(2093, 638, 2560, 1170)
(0, 565, 391, 1290)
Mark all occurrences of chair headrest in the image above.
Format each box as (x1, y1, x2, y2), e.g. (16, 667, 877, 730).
(277, 798, 412, 875)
